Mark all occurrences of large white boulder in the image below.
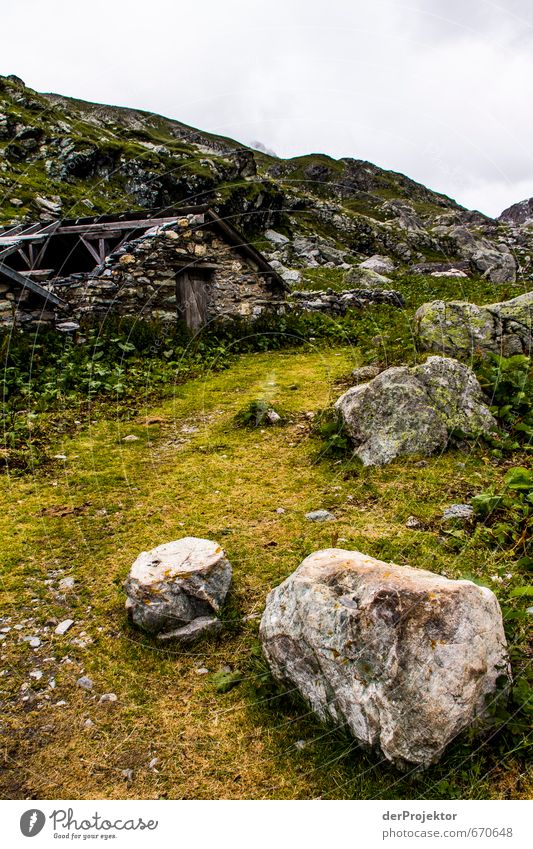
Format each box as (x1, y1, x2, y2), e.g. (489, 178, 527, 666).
(260, 549, 510, 768)
(334, 356, 496, 466)
(124, 538, 232, 642)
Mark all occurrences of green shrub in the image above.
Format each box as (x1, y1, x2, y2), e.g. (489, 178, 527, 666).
(475, 354, 533, 454)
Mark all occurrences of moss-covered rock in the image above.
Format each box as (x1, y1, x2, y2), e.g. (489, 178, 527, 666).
(415, 292, 533, 358)
(334, 356, 496, 466)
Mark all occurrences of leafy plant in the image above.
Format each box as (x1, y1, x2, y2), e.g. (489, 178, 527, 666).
(472, 466, 533, 558)
(313, 408, 352, 458)
(475, 354, 533, 454)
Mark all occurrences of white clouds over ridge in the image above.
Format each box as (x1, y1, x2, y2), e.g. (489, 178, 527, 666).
(1, 0, 532, 216)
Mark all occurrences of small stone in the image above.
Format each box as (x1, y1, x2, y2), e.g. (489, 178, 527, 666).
(294, 740, 307, 750)
(122, 769, 134, 782)
(55, 619, 74, 635)
(53, 454, 67, 461)
(148, 757, 159, 770)
(54, 700, 68, 707)
(275, 507, 286, 514)
(29, 669, 43, 680)
(157, 615, 222, 644)
(305, 509, 336, 522)
(58, 577, 75, 592)
(84, 718, 94, 728)
(25, 636, 41, 648)
(122, 434, 139, 442)
(442, 504, 474, 523)
(77, 676, 93, 690)
(99, 692, 117, 704)
(405, 516, 422, 529)
(351, 365, 381, 383)
(195, 667, 209, 675)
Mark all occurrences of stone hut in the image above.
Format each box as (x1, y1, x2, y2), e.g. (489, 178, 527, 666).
(0, 207, 288, 332)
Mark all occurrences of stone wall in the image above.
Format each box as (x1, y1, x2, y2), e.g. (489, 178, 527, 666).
(290, 287, 404, 314)
(51, 212, 287, 326)
(0, 281, 56, 331)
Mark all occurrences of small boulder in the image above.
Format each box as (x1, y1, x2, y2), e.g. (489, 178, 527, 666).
(334, 356, 496, 466)
(358, 255, 395, 275)
(344, 266, 392, 289)
(124, 538, 232, 642)
(260, 548, 510, 768)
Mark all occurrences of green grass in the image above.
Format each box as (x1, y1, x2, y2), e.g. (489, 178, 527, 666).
(0, 345, 531, 800)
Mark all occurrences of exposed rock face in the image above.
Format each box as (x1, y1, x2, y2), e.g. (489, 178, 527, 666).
(124, 538, 232, 642)
(260, 548, 510, 768)
(498, 198, 533, 226)
(415, 292, 533, 358)
(447, 227, 517, 283)
(334, 356, 496, 466)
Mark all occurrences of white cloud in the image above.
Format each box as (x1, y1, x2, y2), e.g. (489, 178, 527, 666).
(1, 0, 532, 217)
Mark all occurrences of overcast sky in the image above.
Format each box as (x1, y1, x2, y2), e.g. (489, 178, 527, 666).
(2, 0, 533, 217)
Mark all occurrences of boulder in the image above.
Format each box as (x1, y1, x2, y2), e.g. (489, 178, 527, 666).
(358, 255, 395, 275)
(334, 356, 496, 466)
(124, 538, 232, 642)
(471, 249, 517, 284)
(448, 227, 516, 283)
(415, 292, 533, 358)
(260, 548, 510, 768)
(344, 266, 392, 289)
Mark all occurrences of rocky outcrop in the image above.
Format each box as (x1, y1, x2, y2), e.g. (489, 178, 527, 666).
(260, 548, 510, 768)
(498, 198, 533, 227)
(415, 292, 533, 358)
(124, 538, 232, 642)
(334, 356, 496, 466)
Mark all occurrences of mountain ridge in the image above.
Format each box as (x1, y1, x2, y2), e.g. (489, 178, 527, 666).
(1, 73, 532, 282)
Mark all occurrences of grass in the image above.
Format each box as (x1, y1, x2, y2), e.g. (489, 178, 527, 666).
(0, 344, 531, 800)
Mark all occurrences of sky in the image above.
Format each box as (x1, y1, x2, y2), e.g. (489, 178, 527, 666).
(2, 0, 533, 217)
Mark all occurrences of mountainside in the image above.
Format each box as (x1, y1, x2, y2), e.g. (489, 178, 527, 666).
(1, 73, 533, 282)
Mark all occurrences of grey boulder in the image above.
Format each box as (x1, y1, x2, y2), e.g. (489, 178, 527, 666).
(358, 255, 395, 275)
(334, 356, 496, 466)
(344, 266, 392, 289)
(260, 548, 510, 768)
(124, 537, 232, 642)
(415, 292, 532, 358)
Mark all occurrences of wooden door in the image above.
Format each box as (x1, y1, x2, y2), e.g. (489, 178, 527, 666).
(176, 268, 211, 332)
